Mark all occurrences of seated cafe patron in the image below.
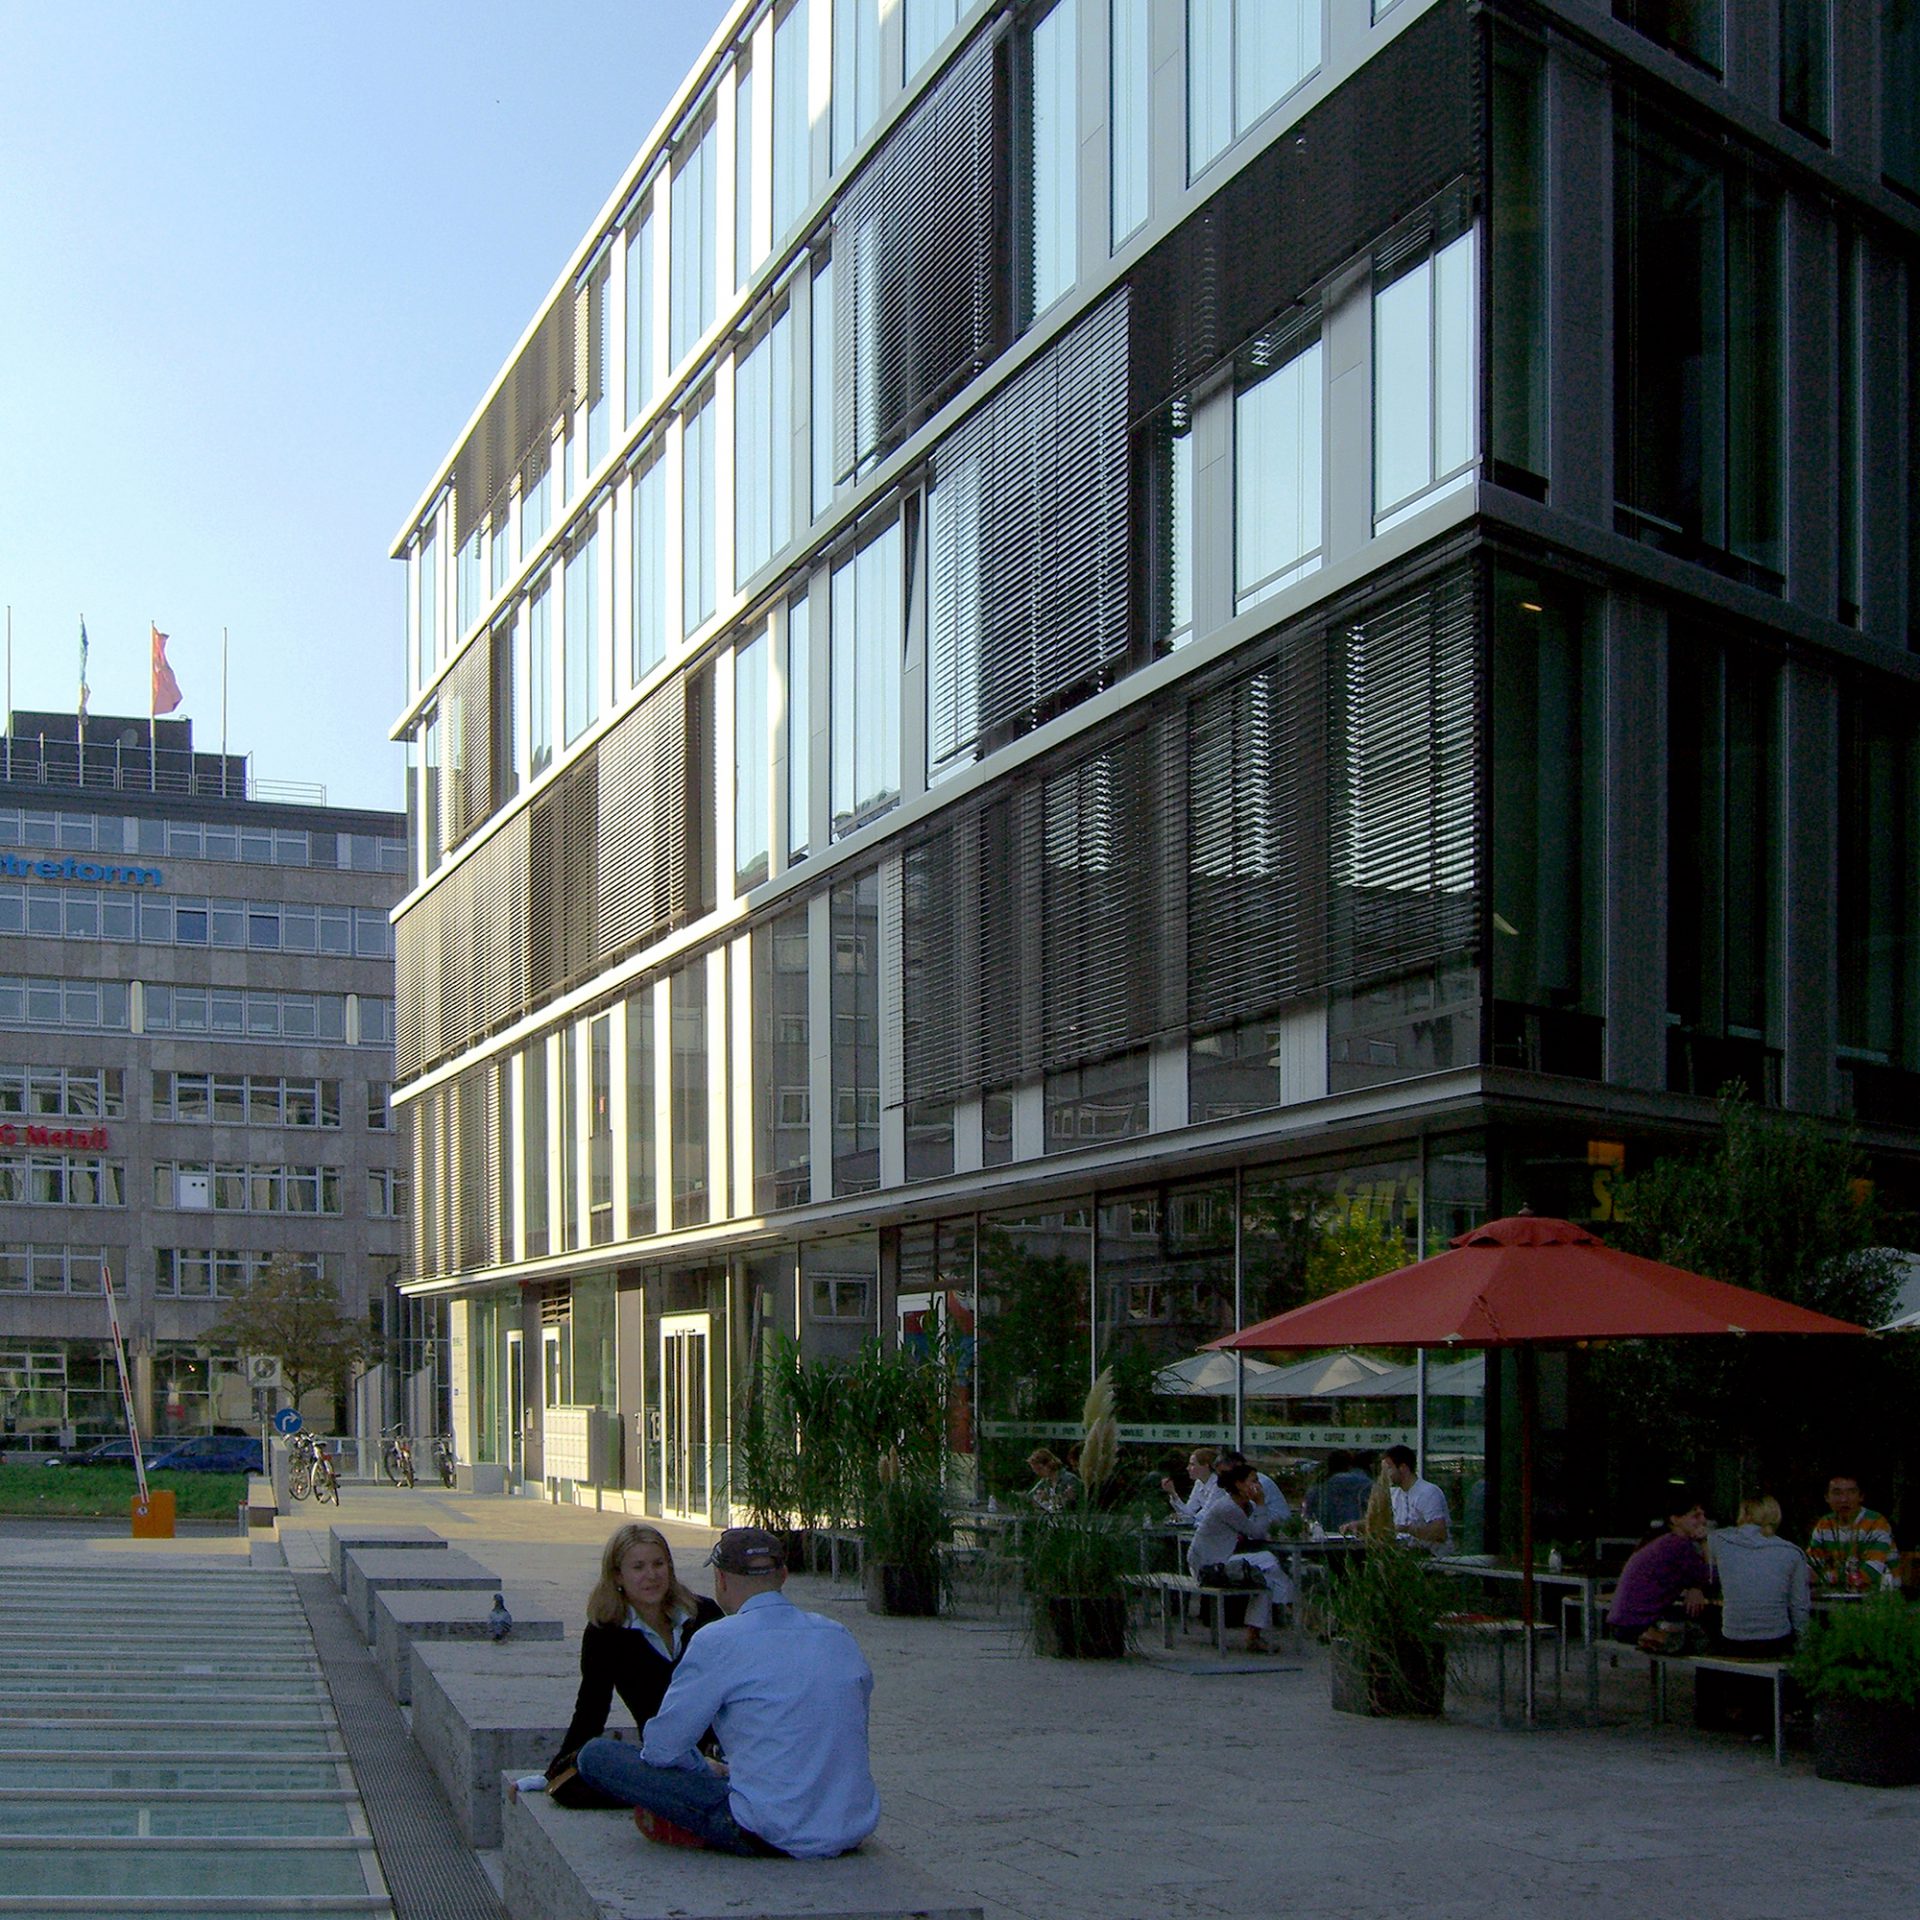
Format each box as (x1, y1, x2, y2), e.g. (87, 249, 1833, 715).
(1606, 1492, 1711, 1650)
(1807, 1473, 1899, 1594)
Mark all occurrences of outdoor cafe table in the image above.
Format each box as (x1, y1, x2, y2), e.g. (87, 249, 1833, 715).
(1433, 1555, 1607, 1712)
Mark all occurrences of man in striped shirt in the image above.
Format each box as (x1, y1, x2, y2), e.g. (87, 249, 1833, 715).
(1807, 1474, 1899, 1594)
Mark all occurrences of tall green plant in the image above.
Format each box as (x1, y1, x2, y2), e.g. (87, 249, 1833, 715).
(1019, 1370, 1135, 1603)
(1796, 1593, 1920, 1708)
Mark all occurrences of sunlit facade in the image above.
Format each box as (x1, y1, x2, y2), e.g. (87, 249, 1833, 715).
(394, 0, 1920, 1532)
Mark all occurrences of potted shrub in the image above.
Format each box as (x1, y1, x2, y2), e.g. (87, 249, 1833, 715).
(1020, 1372, 1133, 1658)
(1796, 1593, 1920, 1787)
(1325, 1542, 1450, 1717)
(861, 1452, 947, 1617)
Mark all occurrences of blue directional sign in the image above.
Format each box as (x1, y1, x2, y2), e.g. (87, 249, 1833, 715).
(273, 1407, 303, 1436)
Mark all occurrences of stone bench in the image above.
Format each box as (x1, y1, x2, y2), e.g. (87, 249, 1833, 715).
(342, 1545, 496, 1645)
(328, 1523, 447, 1591)
(502, 1785, 981, 1920)
(410, 1639, 618, 1848)
(374, 1585, 565, 1705)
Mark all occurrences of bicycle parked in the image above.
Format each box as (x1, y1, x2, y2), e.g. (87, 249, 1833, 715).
(380, 1423, 416, 1488)
(432, 1432, 457, 1489)
(287, 1430, 339, 1504)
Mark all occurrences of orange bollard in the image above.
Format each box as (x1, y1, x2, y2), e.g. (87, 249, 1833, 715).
(131, 1489, 176, 1538)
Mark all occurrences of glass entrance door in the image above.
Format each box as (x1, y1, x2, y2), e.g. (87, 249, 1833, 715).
(505, 1329, 524, 1482)
(659, 1314, 710, 1522)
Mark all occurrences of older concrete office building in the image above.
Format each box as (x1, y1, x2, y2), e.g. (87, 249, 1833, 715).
(0, 710, 410, 1451)
(394, 0, 1920, 1528)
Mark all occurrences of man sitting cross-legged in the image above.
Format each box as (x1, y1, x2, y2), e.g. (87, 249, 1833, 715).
(575, 1527, 881, 1859)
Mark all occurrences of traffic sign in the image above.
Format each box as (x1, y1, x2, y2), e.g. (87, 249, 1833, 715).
(273, 1407, 303, 1436)
(243, 1355, 284, 1392)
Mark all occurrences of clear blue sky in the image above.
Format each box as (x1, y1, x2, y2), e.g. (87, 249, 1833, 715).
(0, 1, 729, 815)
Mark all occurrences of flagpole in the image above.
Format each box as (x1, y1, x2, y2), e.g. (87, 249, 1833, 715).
(4, 606, 11, 782)
(221, 627, 229, 798)
(149, 617, 156, 794)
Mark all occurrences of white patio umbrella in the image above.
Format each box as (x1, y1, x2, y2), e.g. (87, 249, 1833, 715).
(1237, 1350, 1398, 1399)
(1150, 1350, 1281, 1396)
(1317, 1353, 1487, 1400)
(1873, 1252, 1920, 1331)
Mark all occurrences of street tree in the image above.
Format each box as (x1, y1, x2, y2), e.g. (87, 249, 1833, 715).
(206, 1255, 372, 1414)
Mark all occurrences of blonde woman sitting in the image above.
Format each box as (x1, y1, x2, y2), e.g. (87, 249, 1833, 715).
(545, 1525, 722, 1797)
(1710, 1495, 1811, 1657)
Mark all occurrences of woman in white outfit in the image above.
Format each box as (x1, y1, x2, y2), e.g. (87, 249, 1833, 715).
(1163, 1446, 1219, 1522)
(1187, 1461, 1295, 1652)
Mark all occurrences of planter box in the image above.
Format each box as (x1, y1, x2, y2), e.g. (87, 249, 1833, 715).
(1814, 1696, 1920, 1787)
(1031, 1594, 1127, 1659)
(865, 1561, 939, 1617)
(1329, 1636, 1446, 1717)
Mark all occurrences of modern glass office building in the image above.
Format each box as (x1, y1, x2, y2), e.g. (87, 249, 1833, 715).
(0, 711, 411, 1452)
(394, 0, 1920, 1529)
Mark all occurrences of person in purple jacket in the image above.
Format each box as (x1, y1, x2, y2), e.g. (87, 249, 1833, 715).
(1606, 1492, 1713, 1649)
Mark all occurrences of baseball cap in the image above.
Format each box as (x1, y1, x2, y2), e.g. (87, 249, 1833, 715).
(705, 1526, 787, 1574)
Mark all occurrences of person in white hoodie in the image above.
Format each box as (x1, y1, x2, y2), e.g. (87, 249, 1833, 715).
(1709, 1494, 1812, 1656)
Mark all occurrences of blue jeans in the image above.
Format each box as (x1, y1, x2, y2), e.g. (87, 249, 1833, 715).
(574, 1739, 778, 1856)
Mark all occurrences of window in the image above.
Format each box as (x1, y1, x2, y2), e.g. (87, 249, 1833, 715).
(735, 51, 759, 290)
(456, 523, 484, 638)
(626, 199, 658, 423)
(1045, 1052, 1148, 1149)
(1490, 29, 1548, 492)
(631, 447, 668, 680)
(1188, 0, 1320, 180)
(905, 0, 959, 76)
(368, 1080, 391, 1130)
(520, 442, 552, 560)
(773, 0, 814, 241)
(1022, 0, 1078, 326)
(753, 908, 813, 1210)
(627, 987, 656, 1236)
(415, 524, 438, 689)
(1612, 0, 1722, 75)
(829, 519, 902, 837)
(491, 502, 510, 597)
(1488, 567, 1605, 1079)
(527, 580, 553, 776)
(670, 963, 710, 1228)
(1157, 407, 1194, 646)
(833, 0, 886, 168)
(359, 998, 396, 1048)
(1837, 227, 1862, 625)
(1374, 226, 1476, 530)
(589, 1014, 613, 1245)
(1667, 633, 1780, 1095)
(734, 307, 794, 586)
(582, 255, 612, 469)
(523, 1042, 549, 1258)
(367, 1168, 406, 1217)
(1838, 691, 1919, 1074)
(1110, 0, 1150, 248)
(735, 630, 770, 891)
(682, 389, 717, 634)
(1614, 101, 1783, 585)
(830, 872, 880, 1195)
(1778, 0, 1830, 140)
(670, 111, 718, 368)
(1235, 329, 1323, 608)
(787, 592, 812, 861)
(1888, 0, 1920, 194)
(810, 252, 837, 514)
(0, 977, 130, 1032)
(563, 523, 601, 745)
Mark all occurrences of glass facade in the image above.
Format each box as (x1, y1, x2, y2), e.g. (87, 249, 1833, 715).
(396, 0, 1920, 1543)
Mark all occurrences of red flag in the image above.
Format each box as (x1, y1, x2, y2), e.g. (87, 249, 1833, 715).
(151, 625, 183, 715)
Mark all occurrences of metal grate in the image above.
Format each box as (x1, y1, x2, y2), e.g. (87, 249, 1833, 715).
(292, 1572, 501, 1920)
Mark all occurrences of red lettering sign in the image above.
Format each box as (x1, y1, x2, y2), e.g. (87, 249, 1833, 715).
(0, 1123, 108, 1151)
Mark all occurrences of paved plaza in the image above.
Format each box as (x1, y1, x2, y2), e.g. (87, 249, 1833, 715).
(3, 1490, 1916, 1919)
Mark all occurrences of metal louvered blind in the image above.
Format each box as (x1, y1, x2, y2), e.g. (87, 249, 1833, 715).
(442, 641, 492, 851)
(928, 290, 1132, 774)
(1186, 635, 1328, 1029)
(901, 557, 1481, 1107)
(1328, 568, 1479, 985)
(834, 31, 1000, 480)
(597, 676, 692, 962)
(530, 756, 599, 1002)
(450, 295, 575, 546)
(454, 1067, 489, 1274)
(1128, 0, 1476, 419)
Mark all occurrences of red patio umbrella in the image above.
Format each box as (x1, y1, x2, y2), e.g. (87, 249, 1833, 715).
(1206, 1213, 1869, 1718)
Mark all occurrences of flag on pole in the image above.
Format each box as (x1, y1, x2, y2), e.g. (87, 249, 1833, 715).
(151, 625, 183, 716)
(77, 619, 90, 722)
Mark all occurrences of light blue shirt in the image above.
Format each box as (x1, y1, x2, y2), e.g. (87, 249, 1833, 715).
(640, 1588, 880, 1858)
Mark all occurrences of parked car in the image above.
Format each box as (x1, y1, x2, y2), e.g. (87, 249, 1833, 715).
(41, 1437, 155, 1470)
(146, 1434, 264, 1475)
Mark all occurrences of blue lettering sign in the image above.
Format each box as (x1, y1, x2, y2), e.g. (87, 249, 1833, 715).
(1, 854, 162, 888)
